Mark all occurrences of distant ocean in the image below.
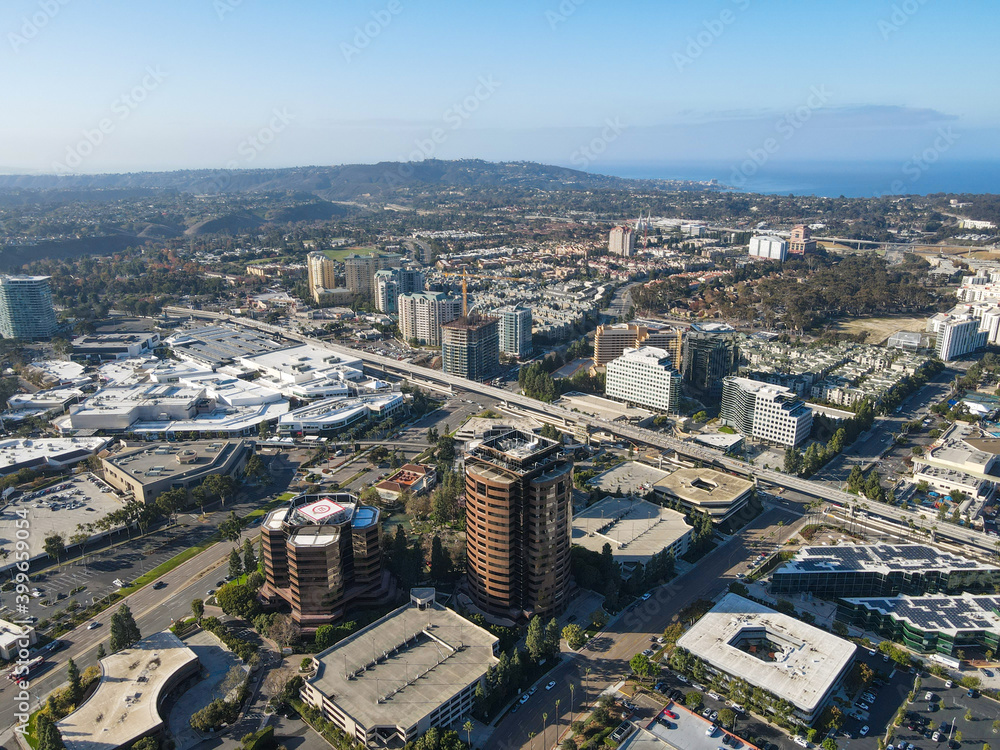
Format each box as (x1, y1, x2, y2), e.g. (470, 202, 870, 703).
(595, 160, 1000, 198)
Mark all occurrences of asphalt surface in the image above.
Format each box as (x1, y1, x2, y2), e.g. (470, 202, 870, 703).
(0, 524, 256, 735)
(483, 503, 804, 750)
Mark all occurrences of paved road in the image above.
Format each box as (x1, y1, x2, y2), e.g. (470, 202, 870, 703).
(0, 525, 255, 734)
(483, 504, 804, 750)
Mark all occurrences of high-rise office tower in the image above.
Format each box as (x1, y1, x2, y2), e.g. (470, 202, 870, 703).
(682, 329, 737, 401)
(260, 492, 386, 629)
(441, 316, 500, 382)
(464, 430, 573, 619)
(497, 306, 533, 359)
(0, 275, 57, 340)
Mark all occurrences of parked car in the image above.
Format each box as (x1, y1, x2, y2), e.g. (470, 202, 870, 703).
(860, 726, 870, 737)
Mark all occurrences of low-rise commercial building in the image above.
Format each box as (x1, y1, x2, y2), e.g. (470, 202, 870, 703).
(0, 620, 36, 660)
(278, 393, 404, 436)
(771, 544, 1000, 599)
(837, 593, 1000, 657)
(677, 593, 856, 724)
(374, 464, 437, 503)
(606, 346, 681, 414)
(101, 439, 251, 505)
(653, 467, 754, 524)
(748, 236, 788, 261)
(71, 332, 161, 361)
(0, 437, 108, 476)
(261, 492, 387, 628)
(56, 630, 199, 750)
(301, 588, 499, 748)
(571, 496, 692, 575)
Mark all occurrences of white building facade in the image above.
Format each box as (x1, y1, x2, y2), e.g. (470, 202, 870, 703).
(606, 346, 681, 413)
(609, 226, 636, 257)
(398, 292, 462, 347)
(748, 236, 789, 261)
(721, 376, 813, 447)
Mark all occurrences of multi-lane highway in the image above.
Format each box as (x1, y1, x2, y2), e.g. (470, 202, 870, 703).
(217, 315, 995, 554)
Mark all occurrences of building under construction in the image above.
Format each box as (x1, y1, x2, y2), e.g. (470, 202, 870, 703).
(441, 315, 500, 382)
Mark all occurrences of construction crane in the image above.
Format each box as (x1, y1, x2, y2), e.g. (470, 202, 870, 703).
(441, 270, 529, 317)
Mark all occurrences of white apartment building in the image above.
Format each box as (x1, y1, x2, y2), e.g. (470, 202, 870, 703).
(398, 292, 462, 347)
(497, 306, 533, 359)
(609, 226, 636, 257)
(721, 376, 813, 447)
(374, 268, 424, 314)
(748, 235, 789, 261)
(927, 312, 987, 361)
(606, 346, 681, 414)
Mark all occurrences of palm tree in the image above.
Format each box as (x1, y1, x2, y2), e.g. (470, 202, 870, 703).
(542, 713, 548, 750)
(463, 719, 474, 749)
(569, 683, 576, 723)
(554, 700, 561, 747)
(527, 731, 535, 750)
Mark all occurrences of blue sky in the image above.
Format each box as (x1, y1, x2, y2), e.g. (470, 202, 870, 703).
(1, 0, 997, 176)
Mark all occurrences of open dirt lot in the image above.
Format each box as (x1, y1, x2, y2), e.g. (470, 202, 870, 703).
(834, 316, 930, 343)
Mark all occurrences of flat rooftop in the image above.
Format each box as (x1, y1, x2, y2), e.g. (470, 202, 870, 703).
(105, 440, 245, 485)
(57, 630, 198, 750)
(676, 593, 856, 715)
(0, 473, 123, 565)
(654, 468, 754, 504)
(0, 437, 108, 475)
(307, 600, 498, 732)
(166, 324, 284, 366)
(556, 391, 654, 422)
(572, 496, 690, 563)
(586, 461, 671, 495)
(843, 593, 1000, 637)
(240, 343, 363, 378)
(777, 544, 999, 577)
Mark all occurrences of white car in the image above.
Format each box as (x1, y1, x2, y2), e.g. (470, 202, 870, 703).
(545, 681, 557, 691)
(519, 694, 530, 705)
(860, 726, 870, 737)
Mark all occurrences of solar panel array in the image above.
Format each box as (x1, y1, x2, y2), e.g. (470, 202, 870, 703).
(783, 544, 990, 575)
(846, 594, 1000, 634)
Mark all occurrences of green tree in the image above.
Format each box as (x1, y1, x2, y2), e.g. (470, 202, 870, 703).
(191, 598, 205, 622)
(36, 714, 65, 750)
(96, 643, 106, 659)
(430, 535, 451, 580)
(590, 609, 608, 629)
(526, 616, 546, 662)
(242, 538, 257, 576)
(109, 603, 141, 653)
(685, 692, 703, 710)
(43, 534, 66, 564)
(783, 447, 803, 475)
(545, 618, 561, 659)
(562, 623, 586, 650)
(228, 547, 243, 581)
(848, 464, 865, 492)
(132, 737, 158, 750)
(215, 582, 260, 619)
(66, 658, 82, 706)
(821, 739, 837, 750)
(718, 708, 736, 728)
(630, 653, 654, 680)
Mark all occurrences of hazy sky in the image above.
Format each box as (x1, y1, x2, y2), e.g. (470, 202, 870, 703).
(1, 0, 997, 175)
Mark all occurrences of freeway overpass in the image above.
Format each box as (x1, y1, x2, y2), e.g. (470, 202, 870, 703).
(169, 310, 1000, 556)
